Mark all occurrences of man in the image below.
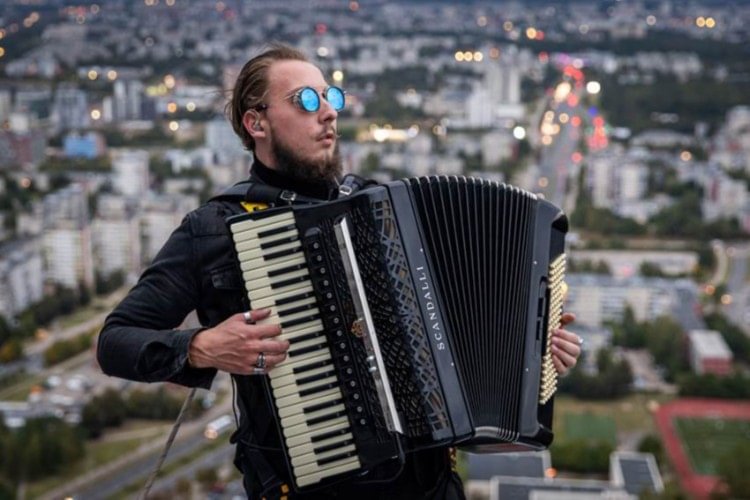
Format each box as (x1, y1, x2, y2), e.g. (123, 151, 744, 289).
(97, 44, 583, 499)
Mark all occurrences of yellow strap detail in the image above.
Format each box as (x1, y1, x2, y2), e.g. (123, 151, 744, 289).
(241, 201, 269, 212)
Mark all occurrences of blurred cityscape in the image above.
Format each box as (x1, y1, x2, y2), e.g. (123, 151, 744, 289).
(0, 0, 749, 499)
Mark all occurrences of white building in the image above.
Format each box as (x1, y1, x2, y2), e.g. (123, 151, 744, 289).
(92, 195, 142, 278)
(687, 330, 733, 375)
(43, 223, 94, 290)
(41, 184, 94, 290)
(0, 239, 44, 320)
(565, 274, 689, 327)
(206, 118, 248, 163)
(140, 194, 199, 264)
(112, 149, 150, 197)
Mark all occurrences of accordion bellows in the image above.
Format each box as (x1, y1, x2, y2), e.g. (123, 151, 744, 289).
(228, 175, 568, 491)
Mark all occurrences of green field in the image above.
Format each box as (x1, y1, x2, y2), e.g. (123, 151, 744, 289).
(562, 412, 617, 445)
(673, 417, 750, 475)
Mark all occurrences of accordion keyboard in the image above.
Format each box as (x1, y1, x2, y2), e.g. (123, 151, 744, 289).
(230, 211, 362, 487)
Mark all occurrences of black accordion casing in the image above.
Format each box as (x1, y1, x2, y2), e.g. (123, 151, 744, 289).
(227, 175, 568, 491)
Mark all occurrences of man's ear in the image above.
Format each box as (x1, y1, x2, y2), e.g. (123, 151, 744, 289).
(242, 110, 266, 138)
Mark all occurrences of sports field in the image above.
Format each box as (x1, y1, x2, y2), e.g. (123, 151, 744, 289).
(562, 412, 617, 445)
(654, 399, 750, 499)
(673, 417, 750, 475)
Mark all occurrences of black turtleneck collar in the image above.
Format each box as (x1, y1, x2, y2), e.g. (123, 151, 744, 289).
(249, 158, 339, 201)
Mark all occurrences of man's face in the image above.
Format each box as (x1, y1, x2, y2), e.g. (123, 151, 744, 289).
(260, 60, 342, 183)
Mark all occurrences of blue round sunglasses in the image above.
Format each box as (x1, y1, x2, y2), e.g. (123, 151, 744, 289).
(256, 86, 346, 113)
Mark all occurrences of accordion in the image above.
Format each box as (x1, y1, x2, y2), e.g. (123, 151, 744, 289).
(227, 175, 568, 492)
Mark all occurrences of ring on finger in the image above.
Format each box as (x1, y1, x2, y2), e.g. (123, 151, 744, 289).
(255, 352, 266, 369)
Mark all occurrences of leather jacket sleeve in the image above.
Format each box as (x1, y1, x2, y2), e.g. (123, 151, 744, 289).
(97, 213, 217, 389)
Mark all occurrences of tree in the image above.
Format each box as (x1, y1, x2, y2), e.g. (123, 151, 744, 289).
(715, 441, 750, 499)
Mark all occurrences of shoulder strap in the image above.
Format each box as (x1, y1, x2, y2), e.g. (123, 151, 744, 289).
(209, 180, 322, 206)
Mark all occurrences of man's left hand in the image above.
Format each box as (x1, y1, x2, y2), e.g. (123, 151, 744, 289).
(551, 312, 582, 376)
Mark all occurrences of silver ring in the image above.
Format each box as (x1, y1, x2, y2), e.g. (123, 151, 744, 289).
(243, 311, 254, 324)
(252, 367, 265, 375)
(577, 336, 584, 346)
(255, 352, 266, 369)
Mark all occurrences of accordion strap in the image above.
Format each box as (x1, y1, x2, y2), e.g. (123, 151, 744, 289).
(209, 180, 322, 206)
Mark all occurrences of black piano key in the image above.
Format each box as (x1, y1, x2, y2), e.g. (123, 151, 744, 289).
(311, 427, 349, 443)
(281, 313, 321, 329)
(288, 341, 328, 358)
(268, 262, 307, 278)
(260, 234, 299, 250)
(264, 246, 303, 261)
(303, 397, 343, 414)
(288, 331, 325, 345)
(293, 359, 333, 375)
(276, 290, 316, 306)
(258, 224, 296, 239)
(307, 409, 347, 427)
(317, 450, 358, 466)
(299, 380, 339, 398)
(271, 274, 310, 290)
(314, 439, 354, 455)
(278, 302, 318, 317)
(296, 369, 337, 386)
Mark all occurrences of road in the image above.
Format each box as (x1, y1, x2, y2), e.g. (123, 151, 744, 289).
(40, 379, 233, 500)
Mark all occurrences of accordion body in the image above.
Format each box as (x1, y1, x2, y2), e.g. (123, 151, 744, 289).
(227, 176, 568, 491)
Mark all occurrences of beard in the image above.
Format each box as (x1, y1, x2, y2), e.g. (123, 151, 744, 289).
(271, 133, 343, 184)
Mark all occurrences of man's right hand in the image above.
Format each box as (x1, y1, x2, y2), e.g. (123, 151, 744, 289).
(188, 308, 289, 375)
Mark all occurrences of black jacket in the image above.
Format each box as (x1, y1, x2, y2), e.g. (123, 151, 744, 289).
(97, 161, 462, 499)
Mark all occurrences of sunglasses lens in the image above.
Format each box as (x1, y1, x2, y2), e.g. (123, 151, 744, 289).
(326, 87, 345, 111)
(298, 87, 320, 112)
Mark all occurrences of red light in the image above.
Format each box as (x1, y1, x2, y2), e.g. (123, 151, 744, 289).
(571, 152, 583, 163)
(571, 116, 582, 127)
(536, 30, 545, 40)
(566, 94, 579, 107)
(538, 51, 549, 63)
(315, 23, 328, 34)
(593, 116, 605, 127)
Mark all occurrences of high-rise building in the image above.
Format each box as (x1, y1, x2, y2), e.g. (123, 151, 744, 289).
(92, 195, 142, 278)
(0, 238, 44, 320)
(112, 149, 150, 197)
(41, 184, 94, 290)
(51, 84, 89, 132)
(113, 79, 144, 121)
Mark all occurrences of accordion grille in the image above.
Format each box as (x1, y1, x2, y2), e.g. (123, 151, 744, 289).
(408, 176, 537, 434)
(370, 198, 451, 438)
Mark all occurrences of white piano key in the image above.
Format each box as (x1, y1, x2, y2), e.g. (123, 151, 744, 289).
(239, 249, 304, 274)
(295, 456, 361, 486)
(283, 414, 349, 440)
(243, 254, 307, 281)
(281, 402, 345, 428)
(276, 386, 341, 410)
(251, 284, 315, 309)
(291, 443, 356, 468)
(270, 350, 331, 381)
(234, 229, 299, 253)
(248, 279, 312, 304)
(270, 362, 334, 390)
(274, 375, 338, 398)
(237, 240, 302, 263)
(277, 389, 341, 420)
(288, 431, 354, 458)
(230, 211, 295, 235)
(285, 419, 350, 449)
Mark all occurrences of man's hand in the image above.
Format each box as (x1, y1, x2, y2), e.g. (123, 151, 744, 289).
(188, 308, 289, 375)
(551, 312, 582, 376)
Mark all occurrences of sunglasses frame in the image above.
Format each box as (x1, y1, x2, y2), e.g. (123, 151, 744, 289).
(291, 86, 346, 113)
